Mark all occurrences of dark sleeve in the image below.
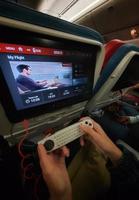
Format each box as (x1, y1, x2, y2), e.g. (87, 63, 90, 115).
(107, 146, 139, 199)
(109, 148, 139, 184)
(16, 76, 43, 90)
(24, 78, 43, 90)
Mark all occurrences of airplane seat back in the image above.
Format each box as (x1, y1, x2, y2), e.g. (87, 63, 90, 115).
(0, 1, 105, 140)
(94, 44, 139, 94)
(86, 43, 139, 112)
(99, 39, 139, 105)
(93, 39, 125, 95)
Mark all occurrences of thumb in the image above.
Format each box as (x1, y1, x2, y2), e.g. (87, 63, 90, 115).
(80, 124, 97, 139)
(38, 144, 47, 158)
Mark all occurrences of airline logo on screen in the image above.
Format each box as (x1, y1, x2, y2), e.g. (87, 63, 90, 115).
(0, 43, 64, 56)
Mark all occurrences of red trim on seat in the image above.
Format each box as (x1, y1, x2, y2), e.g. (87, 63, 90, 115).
(102, 39, 125, 71)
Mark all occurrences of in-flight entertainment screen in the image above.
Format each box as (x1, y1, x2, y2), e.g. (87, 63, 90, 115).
(0, 40, 96, 122)
(0, 43, 94, 110)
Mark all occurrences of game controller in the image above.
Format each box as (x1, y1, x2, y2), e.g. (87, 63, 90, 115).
(38, 117, 93, 152)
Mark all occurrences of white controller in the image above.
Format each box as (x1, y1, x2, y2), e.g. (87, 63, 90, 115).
(38, 117, 93, 152)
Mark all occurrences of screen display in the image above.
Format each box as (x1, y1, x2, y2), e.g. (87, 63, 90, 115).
(0, 42, 94, 112)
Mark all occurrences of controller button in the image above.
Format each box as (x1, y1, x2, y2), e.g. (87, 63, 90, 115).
(44, 140, 55, 151)
(85, 121, 88, 124)
(89, 123, 92, 126)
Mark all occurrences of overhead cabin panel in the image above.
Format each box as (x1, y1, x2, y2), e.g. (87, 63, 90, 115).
(76, 0, 139, 37)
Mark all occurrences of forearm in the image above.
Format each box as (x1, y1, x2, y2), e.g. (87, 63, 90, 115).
(107, 145, 123, 166)
(46, 175, 72, 200)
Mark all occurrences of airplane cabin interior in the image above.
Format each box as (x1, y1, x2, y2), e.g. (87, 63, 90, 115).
(0, 0, 139, 200)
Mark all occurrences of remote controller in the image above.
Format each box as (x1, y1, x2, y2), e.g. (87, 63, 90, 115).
(38, 117, 93, 152)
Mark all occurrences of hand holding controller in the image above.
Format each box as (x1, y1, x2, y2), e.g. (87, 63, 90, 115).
(38, 117, 93, 152)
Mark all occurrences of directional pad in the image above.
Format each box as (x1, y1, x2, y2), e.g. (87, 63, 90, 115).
(44, 139, 55, 151)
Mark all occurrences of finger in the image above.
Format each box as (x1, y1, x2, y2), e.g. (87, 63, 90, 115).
(37, 144, 50, 170)
(43, 131, 53, 137)
(79, 116, 91, 122)
(80, 123, 109, 144)
(80, 117, 101, 132)
(80, 134, 92, 146)
(62, 146, 70, 157)
(53, 146, 70, 158)
(92, 120, 105, 135)
(80, 124, 111, 155)
(80, 136, 85, 146)
(80, 124, 98, 138)
(80, 124, 92, 134)
(37, 144, 47, 159)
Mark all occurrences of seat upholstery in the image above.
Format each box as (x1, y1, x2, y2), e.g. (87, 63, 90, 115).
(102, 39, 125, 69)
(93, 39, 125, 94)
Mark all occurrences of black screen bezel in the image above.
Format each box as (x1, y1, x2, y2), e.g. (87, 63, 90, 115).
(0, 25, 97, 122)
